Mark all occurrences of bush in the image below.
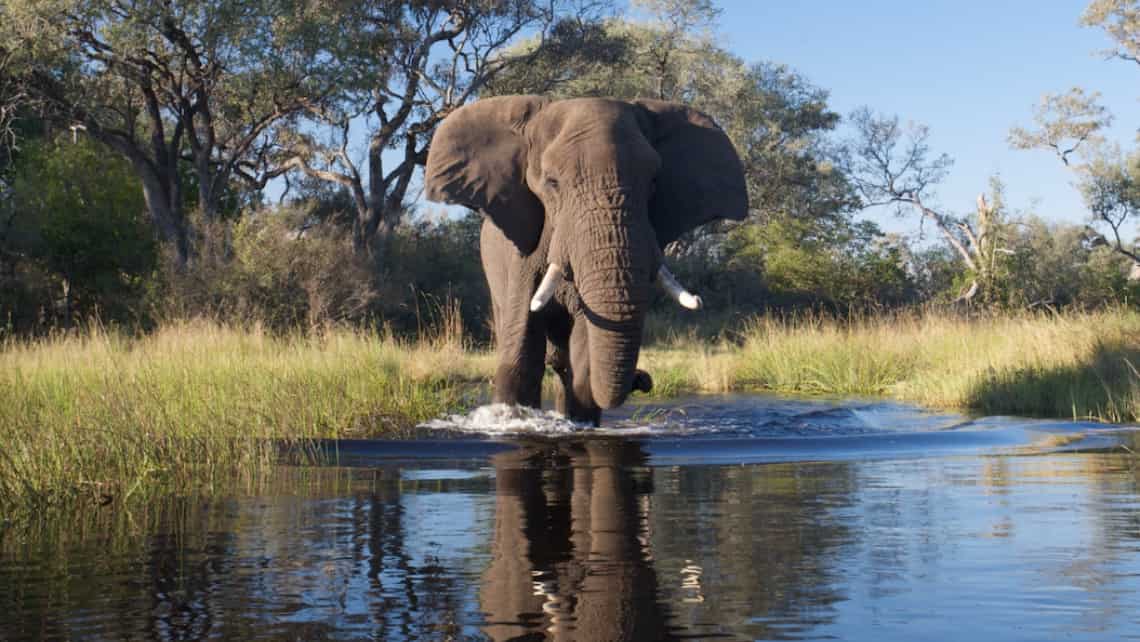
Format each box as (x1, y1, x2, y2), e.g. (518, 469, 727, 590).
(160, 204, 378, 331)
(379, 211, 491, 341)
(0, 134, 156, 333)
(158, 206, 492, 338)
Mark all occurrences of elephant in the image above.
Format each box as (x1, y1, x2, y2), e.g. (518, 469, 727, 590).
(424, 96, 748, 425)
(480, 439, 674, 641)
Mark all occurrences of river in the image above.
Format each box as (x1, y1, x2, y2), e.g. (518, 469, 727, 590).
(3, 394, 1139, 641)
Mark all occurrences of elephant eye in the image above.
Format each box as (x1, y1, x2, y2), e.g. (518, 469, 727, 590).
(544, 176, 560, 190)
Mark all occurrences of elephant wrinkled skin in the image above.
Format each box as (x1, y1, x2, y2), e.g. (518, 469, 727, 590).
(424, 96, 748, 425)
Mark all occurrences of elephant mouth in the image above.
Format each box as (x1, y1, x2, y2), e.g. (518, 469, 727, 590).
(526, 248, 704, 410)
(530, 262, 703, 313)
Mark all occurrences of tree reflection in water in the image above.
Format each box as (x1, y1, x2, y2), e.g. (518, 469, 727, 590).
(481, 438, 676, 641)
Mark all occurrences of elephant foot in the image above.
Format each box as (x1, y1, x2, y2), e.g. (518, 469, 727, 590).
(569, 406, 601, 427)
(632, 369, 653, 394)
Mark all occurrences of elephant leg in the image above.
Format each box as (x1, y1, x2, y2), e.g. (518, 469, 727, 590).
(545, 311, 574, 417)
(548, 342, 571, 416)
(568, 318, 602, 426)
(493, 317, 545, 408)
(484, 219, 546, 408)
(492, 274, 546, 409)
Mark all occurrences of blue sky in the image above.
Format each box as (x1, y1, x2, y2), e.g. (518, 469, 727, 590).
(711, 0, 1137, 235)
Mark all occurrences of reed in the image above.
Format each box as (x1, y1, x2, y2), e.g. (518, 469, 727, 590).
(0, 318, 489, 510)
(2, 309, 1138, 511)
(642, 308, 1140, 421)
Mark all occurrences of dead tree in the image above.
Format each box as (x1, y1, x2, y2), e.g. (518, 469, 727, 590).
(846, 108, 1010, 302)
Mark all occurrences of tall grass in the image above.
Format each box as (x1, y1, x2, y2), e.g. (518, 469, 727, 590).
(3, 308, 1139, 512)
(642, 308, 1140, 420)
(0, 316, 490, 510)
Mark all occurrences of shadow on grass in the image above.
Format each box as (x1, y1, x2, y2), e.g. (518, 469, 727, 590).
(967, 341, 1140, 423)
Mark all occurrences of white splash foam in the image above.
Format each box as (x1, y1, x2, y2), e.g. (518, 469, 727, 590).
(420, 403, 591, 435)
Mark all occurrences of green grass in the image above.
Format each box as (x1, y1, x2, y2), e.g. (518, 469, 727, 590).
(0, 319, 491, 510)
(3, 309, 1140, 512)
(641, 308, 1140, 420)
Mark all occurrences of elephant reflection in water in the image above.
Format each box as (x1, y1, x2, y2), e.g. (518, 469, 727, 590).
(480, 439, 675, 641)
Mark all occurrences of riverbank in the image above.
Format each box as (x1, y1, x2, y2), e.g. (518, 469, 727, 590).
(0, 320, 491, 510)
(3, 310, 1138, 510)
(643, 309, 1140, 421)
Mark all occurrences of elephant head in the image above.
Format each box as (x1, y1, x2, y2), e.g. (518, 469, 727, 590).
(424, 96, 747, 409)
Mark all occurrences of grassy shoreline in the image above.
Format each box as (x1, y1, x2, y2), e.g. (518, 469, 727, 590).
(643, 310, 1140, 420)
(3, 311, 1139, 510)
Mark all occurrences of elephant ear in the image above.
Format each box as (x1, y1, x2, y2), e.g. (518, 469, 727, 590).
(634, 99, 749, 247)
(424, 95, 550, 254)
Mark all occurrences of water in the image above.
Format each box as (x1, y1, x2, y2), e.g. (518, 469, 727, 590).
(3, 394, 1140, 641)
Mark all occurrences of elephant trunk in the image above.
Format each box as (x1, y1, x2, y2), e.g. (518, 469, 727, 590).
(573, 209, 654, 410)
(586, 317, 645, 409)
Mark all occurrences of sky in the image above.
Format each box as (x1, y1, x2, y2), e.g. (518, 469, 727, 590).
(710, 0, 1137, 236)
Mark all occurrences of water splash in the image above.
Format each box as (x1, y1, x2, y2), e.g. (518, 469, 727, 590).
(421, 403, 591, 435)
(418, 394, 1110, 444)
(418, 397, 971, 439)
(420, 403, 703, 437)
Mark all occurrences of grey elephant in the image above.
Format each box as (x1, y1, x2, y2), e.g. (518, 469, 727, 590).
(424, 96, 748, 425)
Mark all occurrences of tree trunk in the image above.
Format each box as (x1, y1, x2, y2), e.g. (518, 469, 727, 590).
(197, 159, 219, 221)
(353, 197, 400, 265)
(138, 165, 191, 267)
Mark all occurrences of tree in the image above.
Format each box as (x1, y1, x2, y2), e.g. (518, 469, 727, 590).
(1, 0, 340, 265)
(1010, 91, 1138, 271)
(1082, 149, 1140, 264)
(628, 0, 721, 100)
(1, 134, 155, 327)
(997, 216, 1135, 309)
(278, 0, 611, 260)
(844, 109, 1012, 302)
(1082, 0, 1140, 66)
(1008, 88, 1113, 166)
(1010, 1, 1140, 274)
(0, 46, 25, 163)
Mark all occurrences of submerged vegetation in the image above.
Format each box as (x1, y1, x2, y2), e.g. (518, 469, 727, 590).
(3, 309, 1140, 511)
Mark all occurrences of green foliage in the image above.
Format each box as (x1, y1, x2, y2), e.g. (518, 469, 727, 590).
(642, 308, 1140, 424)
(0, 321, 487, 511)
(158, 203, 492, 338)
(1008, 88, 1114, 165)
(1, 134, 155, 330)
(1, 0, 346, 262)
(6, 310, 1140, 510)
(728, 218, 915, 310)
(988, 217, 1138, 308)
(160, 204, 378, 331)
(382, 211, 491, 340)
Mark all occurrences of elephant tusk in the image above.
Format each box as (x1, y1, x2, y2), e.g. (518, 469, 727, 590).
(658, 264, 703, 311)
(530, 264, 564, 312)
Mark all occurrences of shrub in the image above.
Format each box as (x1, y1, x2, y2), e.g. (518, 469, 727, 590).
(159, 204, 378, 331)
